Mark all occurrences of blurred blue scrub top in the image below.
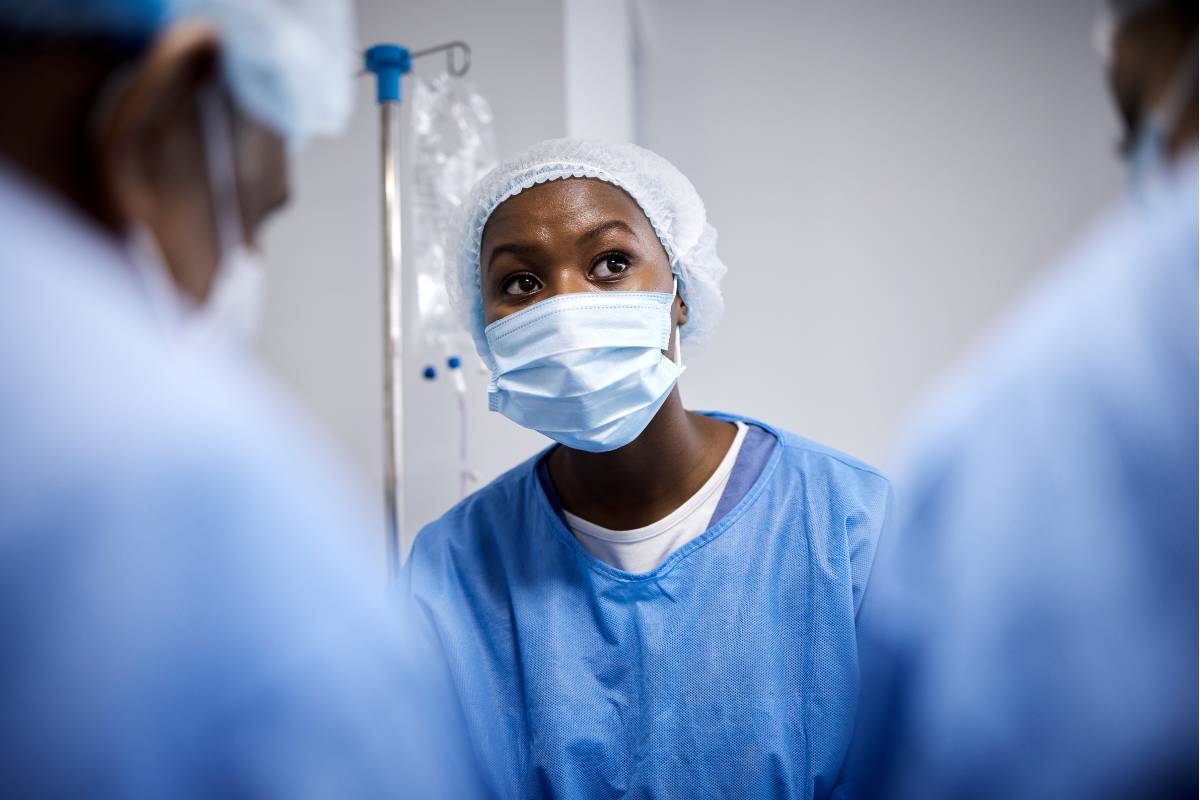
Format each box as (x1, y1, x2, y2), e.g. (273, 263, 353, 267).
(0, 162, 469, 798)
(847, 157, 1198, 799)
(404, 414, 892, 799)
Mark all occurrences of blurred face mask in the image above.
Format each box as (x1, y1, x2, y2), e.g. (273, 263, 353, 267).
(484, 280, 685, 453)
(128, 85, 265, 347)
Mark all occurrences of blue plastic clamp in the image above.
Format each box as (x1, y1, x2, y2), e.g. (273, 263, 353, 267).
(364, 44, 412, 103)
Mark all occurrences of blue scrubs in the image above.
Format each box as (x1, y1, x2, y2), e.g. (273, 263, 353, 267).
(845, 159, 1198, 799)
(404, 414, 891, 798)
(0, 162, 473, 797)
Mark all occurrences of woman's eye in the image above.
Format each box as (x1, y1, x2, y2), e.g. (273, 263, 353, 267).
(590, 253, 631, 279)
(502, 274, 542, 296)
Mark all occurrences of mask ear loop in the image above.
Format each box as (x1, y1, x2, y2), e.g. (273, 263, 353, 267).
(671, 276, 683, 369)
(197, 83, 245, 258)
(90, 63, 193, 325)
(194, 85, 266, 345)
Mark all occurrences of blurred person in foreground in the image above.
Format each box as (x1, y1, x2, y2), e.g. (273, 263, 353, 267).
(842, 1, 1197, 798)
(0, 1, 469, 796)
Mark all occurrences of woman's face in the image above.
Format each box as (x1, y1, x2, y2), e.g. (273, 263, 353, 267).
(480, 178, 687, 329)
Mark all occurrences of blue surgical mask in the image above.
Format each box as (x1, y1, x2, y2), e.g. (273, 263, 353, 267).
(484, 281, 685, 453)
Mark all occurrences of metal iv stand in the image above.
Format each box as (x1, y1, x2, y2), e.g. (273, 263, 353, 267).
(363, 40, 471, 574)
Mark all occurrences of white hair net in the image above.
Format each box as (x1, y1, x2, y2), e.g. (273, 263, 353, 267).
(450, 138, 727, 362)
(0, 0, 355, 148)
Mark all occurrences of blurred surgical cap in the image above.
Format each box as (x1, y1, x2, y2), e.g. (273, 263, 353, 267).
(0, 0, 355, 148)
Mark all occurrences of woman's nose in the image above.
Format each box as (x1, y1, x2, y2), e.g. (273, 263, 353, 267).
(543, 267, 593, 298)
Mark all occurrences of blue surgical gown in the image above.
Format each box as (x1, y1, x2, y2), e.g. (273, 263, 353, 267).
(404, 414, 892, 798)
(846, 157, 1199, 799)
(0, 161, 472, 797)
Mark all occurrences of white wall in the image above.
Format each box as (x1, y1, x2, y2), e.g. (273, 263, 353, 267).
(255, 0, 1126, 560)
(634, 0, 1124, 469)
(565, 0, 636, 141)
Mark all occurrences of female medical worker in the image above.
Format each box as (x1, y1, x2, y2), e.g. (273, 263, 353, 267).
(403, 139, 891, 799)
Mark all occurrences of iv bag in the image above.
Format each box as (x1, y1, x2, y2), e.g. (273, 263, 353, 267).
(410, 73, 498, 353)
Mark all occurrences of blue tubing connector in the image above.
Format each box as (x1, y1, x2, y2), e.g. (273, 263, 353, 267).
(365, 43, 412, 103)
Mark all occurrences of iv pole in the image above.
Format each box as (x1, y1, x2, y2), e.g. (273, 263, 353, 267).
(364, 41, 471, 574)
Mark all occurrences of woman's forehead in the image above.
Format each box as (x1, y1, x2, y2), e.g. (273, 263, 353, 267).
(482, 178, 654, 243)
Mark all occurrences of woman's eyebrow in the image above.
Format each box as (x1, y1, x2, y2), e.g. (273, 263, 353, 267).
(579, 219, 639, 243)
(486, 241, 542, 273)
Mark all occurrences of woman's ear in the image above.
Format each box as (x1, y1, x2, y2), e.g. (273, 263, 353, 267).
(676, 294, 689, 328)
(96, 21, 220, 226)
